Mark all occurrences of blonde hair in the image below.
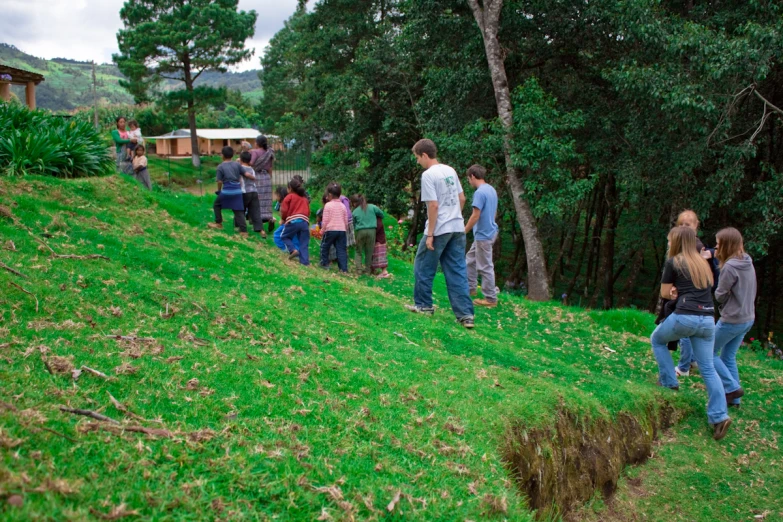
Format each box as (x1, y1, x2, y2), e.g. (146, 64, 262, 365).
(676, 209, 699, 230)
(716, 227, 745, 269)
(668, 226, 713, 289)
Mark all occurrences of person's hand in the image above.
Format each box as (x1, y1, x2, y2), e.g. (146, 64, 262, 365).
(700, 248, 712, 260)
(669, 287, 678, 300)
(130, 138, 137, 143)
(426, 236, 434, 251)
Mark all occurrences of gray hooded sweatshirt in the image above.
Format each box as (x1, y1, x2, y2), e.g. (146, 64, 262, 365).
(714, 254, 756, 324)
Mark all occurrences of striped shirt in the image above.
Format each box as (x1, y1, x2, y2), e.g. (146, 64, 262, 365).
(322, 200, 348, 232)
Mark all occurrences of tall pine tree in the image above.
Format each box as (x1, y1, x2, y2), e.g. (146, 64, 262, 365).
(114, 0, 257, 167)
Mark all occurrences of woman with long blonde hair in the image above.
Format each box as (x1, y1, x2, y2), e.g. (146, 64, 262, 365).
(713, 228, 756, 408)
(651, 226, 731, 440)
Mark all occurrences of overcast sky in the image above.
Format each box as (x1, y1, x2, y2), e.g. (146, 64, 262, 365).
(1, 0, 299, 71)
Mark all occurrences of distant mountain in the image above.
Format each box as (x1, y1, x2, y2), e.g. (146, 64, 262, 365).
(0, 43, 263, 112)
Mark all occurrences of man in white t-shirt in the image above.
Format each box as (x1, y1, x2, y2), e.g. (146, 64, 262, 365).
(405, 139, 475, 329)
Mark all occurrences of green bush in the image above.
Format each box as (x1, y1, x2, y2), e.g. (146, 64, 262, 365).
(0, 103, 113, 177)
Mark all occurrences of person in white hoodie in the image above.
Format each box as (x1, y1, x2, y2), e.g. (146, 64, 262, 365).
(713, 227, 757, 408)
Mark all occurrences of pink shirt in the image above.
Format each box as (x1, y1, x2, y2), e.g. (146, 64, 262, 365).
(321, 200, 348, 232)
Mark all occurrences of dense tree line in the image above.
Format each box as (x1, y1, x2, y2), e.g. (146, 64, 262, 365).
(259, 0, 783, 334)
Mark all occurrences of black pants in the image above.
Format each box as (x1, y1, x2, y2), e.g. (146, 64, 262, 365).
(213, 197, 247, 232)
(243, 192, 262, 232)
(320, 231, 348, 272)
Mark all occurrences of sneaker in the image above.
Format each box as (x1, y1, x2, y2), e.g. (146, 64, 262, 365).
(474, 298, 497, 308)
(728, 403, 741, 409)
(725, 388, 745, 403)
(207, 222, 223, 229)
(675, 367, 690, 377)
(459, 317, 475, 329)
(656, 381, 679, 391)
(288, 250, 299, 260)
(712, 418, 731, 441)
(404, 304, 435, 315)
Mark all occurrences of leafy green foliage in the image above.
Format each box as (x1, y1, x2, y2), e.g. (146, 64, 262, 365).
(0, 103, 113, 177)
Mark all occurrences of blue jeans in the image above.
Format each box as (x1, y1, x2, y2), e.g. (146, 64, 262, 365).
(651, 313, 728, 425)
(320, 231, 347, 272)
(713, 320, 753, 404)
(677, 337, 694, 373)
(281, 220, 310, 266)
(413, 233, 474, 321)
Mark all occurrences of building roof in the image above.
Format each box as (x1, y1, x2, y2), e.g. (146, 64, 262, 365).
(147, 128, 261, 140)
(0, 64, 45, 85)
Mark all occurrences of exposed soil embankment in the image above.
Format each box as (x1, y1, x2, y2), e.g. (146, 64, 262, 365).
(501, 403, 678, 519)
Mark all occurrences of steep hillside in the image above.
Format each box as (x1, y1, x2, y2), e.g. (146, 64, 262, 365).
(0, 176, 781, 521)
(0, 44, 263, 111)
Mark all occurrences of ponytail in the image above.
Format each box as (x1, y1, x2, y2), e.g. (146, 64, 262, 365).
(350, 194, 367, 211)
(289, 177, 306, 197)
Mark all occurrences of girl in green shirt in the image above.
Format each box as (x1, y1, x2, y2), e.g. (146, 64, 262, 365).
(350, 194, 383, 274)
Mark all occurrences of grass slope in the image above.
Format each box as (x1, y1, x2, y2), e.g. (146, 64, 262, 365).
(0, 175, 781, 521)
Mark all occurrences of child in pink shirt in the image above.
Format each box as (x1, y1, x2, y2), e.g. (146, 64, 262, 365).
(319, 183, 348, 272)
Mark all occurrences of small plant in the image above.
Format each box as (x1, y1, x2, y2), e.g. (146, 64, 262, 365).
(388, 219, 416, 263)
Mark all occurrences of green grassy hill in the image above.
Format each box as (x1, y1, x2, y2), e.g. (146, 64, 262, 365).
(0, 44, 263, 111)
(0, 175, 781, 521)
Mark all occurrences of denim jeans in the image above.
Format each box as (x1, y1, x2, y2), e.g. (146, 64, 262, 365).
(677, 337, 694, 373)
(413, 233, 474, 321)
(320, 231, 347, 272)
(281, 220, 310, 266)
(651, 313, 728, 425)
(713, 319, 753, 404)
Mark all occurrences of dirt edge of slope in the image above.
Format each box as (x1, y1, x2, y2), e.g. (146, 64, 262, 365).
(500, 402, 678, 519)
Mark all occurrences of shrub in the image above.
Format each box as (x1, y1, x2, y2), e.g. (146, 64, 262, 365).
(0, 103, 113, 177)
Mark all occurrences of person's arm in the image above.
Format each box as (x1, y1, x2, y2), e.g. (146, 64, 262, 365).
(425, 200, 439, 250)
(660, 260, 676, 299)
(465, 207, 481, 234)
(280, 196, 290, 222)
(459, 192, 466, 210)
(374, 205, 384, 218)
(322, 205, 333, 231)
(714, 266, 737, 304)
(111, 129, 131, 146)
(243, 167, 256, 179)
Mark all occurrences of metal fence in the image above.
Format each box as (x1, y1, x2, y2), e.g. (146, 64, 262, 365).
(269, 137, 311, 187)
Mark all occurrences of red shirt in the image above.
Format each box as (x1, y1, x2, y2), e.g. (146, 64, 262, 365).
(281, 193, 310, 224)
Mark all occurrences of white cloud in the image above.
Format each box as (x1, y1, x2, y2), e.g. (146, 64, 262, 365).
(1, 0, 298, 71)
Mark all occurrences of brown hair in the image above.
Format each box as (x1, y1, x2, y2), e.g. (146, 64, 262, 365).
(676, 209, 699, 230)
(467, 164, 486, 180)
(715, 227, 745, 268)
(350, 194, 367, 212)
(412, 139, 437, 159)
(668, 226, 713, 289)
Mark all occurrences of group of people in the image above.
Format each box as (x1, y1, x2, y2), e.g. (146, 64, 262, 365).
(111, 116, 149, 190)
(209, 138, 500, 331)
(651, 210, 757, 441)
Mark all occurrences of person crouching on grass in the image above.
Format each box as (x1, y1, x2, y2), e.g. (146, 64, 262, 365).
(208, 146, 249, 237)
(651, 225, 730, 440)
(319, 183, 349, 272)
(280, 177, 311, 265)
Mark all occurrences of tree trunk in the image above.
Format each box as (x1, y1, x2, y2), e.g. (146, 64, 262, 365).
(619, 246, 645, 308)
(565, 186, 598, 299)
(183, 54, 201, 168)
(600, 172, 619, 309)
(468, 0, 550, 301)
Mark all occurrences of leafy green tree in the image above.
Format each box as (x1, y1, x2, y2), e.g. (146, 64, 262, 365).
(114, 0, 257, 167)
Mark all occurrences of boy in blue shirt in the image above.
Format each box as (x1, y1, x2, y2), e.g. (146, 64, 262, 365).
(464, 164, 499, 307)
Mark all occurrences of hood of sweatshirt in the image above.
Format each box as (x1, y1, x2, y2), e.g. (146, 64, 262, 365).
(724, 253, 753, 272)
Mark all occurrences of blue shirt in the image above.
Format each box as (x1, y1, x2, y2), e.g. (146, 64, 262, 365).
(471, 183, 498, 241)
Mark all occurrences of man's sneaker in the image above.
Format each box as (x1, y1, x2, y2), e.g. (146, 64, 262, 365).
(459, 317, 475, 329)
(405, 304, 435, 315)
(656, 380, 679, 391)
(712, 418, 731, 441)
(474, 298, 497, 308)
(675, 366, 690, 377)
(207, 222, 223, 229)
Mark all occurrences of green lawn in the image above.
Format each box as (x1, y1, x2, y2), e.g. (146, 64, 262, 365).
(0, 174, 781, 521)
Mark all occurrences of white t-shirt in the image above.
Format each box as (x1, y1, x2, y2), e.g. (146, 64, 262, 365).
(420, 163, 464, 237)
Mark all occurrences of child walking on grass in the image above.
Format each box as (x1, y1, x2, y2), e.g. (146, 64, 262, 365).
(131, 145, 152, 190)
(280, 177, 311, 265)
(320, 183, 348, 272)
(371, 215, 390, 278)
(208, 146, 249, 237)
(350, 194, 383, 274)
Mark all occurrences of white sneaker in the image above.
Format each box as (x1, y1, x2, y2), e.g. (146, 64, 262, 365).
(675, 367, 690, 377)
